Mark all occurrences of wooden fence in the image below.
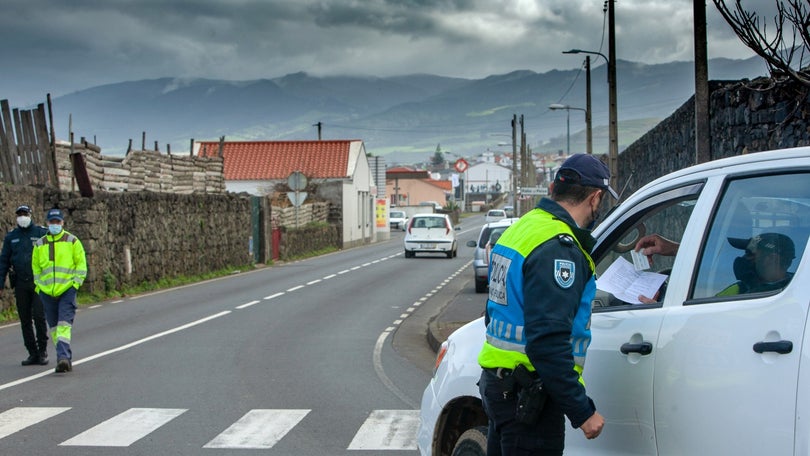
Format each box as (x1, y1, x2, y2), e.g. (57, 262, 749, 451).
(0, 99, 57, 186)
(1, 97, 225, 194)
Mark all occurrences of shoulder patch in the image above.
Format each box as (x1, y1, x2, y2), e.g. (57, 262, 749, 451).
(554, 259, 575, 288)
(557, 234, 574, 246)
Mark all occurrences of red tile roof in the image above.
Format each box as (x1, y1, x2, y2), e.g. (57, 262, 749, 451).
(426, 179, 453, 191)
(196, 140, 359, 180)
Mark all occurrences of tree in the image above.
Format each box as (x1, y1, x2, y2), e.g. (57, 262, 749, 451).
(714, 0, 810, 86)
(431, 143, 445, 167)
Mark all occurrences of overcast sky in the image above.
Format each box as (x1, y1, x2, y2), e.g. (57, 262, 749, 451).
(1, 0, 774, 108)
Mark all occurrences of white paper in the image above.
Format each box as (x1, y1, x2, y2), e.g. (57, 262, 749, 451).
(596, 256, 668, 304)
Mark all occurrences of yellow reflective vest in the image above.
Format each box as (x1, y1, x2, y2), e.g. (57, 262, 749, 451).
(32, 230, 87, 297)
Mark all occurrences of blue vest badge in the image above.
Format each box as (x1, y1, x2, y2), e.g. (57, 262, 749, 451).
(554, 259, 575, 288)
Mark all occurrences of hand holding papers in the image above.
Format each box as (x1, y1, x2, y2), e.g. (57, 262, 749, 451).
(596, 256, 668, 304)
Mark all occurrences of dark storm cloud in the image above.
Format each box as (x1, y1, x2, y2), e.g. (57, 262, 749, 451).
(0, 0, 772, 107)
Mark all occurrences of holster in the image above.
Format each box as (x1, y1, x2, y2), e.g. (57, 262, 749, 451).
(513, 364, 547, 425)
(8, 268, 16, 289)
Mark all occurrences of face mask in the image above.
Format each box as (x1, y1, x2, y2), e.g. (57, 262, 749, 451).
(16, 216, 31, 228)
(48, 224, 63, 235)
(733, 254, 757, 284)
(586, 193, 604, 230)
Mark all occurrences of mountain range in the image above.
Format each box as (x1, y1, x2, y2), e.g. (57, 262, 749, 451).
(48, 56, 768, 164)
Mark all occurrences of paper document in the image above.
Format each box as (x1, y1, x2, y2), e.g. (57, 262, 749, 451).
(596, 256, 668, 304)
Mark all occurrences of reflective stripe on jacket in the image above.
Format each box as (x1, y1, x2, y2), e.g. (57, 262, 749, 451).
(32, 230, 87, 297)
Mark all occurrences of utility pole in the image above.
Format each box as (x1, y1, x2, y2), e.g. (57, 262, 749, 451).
(607, 0, 619, 205)
(694, 0, 711, 164)
(313, 121, 322, 140)
(585, 56, 593, 154)
(511, 114, 518, 212)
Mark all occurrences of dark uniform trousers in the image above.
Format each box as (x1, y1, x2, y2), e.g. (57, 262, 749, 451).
(479, 368, 565, 456)
(14, 281, 48, 356)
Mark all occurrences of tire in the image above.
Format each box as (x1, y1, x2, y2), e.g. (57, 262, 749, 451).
(475, 278, 487, 293)
(405, 250, 414, 258)
(447, 250, 453, 259)
(451, 426, 488, 456)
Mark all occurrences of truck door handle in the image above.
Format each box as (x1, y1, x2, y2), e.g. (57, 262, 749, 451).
(620, 342, 653, 355)
(753, 340, 792, 354)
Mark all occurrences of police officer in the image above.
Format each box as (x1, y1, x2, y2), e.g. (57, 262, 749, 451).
(32, 208, 87, 374)
(0, 205, 50, 365)
(478, 154, 613, 455)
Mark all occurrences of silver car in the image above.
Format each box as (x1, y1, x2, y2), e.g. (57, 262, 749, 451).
(466, 218, 519, 292)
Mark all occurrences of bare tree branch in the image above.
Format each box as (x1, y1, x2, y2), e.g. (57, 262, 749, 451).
(713, 0, 810, 86)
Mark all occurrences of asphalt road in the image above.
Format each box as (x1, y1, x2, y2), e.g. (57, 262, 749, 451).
(0, 215, 487, 455)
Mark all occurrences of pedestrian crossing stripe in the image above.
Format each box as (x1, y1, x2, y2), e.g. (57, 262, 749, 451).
(60, 408, 187, 447)
(0, 407, 419, 451)
(203, 409, 310, 449)
(348, 409, 419, 450)
(0, 407, 71, 440)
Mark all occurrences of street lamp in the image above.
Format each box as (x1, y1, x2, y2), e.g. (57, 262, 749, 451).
(563, 47, 618, 199)
(549, 104, 589, 155)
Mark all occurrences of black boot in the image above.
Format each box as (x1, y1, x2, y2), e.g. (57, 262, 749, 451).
(55, 358, 72, 373)
(21, 354, 40, 366)
(38, 350, 49, 365)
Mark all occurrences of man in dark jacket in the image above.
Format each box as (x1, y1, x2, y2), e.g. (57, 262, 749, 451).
(0, 205, 49, 365)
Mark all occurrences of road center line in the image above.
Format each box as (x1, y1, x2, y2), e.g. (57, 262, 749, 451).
(0, 311, 231, 392)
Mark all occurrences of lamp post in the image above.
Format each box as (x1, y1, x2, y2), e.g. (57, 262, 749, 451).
(563, 45, 618, 202)
(549, 104, 588, 156)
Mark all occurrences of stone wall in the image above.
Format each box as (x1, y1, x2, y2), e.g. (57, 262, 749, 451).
(278, 224, 341, 261)
(618, 77, 810, 197)
(1, 186, 252, 313)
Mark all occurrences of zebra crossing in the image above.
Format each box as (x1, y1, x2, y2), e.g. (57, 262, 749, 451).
(0, 407, 420, 451)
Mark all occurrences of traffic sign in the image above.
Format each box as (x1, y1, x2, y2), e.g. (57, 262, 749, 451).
(454, 158, 469, 173)
(520, 187, 548, 196)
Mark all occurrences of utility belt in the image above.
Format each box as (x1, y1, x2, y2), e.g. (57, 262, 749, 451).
(485, 365, 547, 425)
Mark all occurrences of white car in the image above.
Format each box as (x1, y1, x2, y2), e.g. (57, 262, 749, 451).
(389, 210, 409, 231)
(418, 147, 810, 455)
(405, 214, 458, 258)
(483, 209, 506, 223)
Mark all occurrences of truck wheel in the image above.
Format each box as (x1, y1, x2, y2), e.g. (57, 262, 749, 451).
(451, 426, 488, 456)
(475, 279, 487, 293)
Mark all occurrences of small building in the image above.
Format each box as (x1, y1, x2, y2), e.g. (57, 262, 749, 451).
(195, 139, 376, 249)
(385, 166, 451, 207)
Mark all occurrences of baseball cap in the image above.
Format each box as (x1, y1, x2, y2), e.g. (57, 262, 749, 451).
(555, 154, 619, 199)
(728, 233, 795, 259)
(15, 205, 31, 215)
(46, 208, 64, 222)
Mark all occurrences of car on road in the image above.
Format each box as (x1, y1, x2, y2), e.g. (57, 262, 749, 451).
(404, 214, 459, 259)
(389, 210, 408, 231)
(503, 205, 515, 218)
(466, 218, 519, 293)
(418, 147, 810, 455)
(483, 209, 506, 223)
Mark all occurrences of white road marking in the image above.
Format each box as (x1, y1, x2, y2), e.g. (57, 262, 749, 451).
(60, 408, 186, 447)
(264, 292, 284, 300)
(236, 300, 261, 309)
(348, 410, 419, 450)
(307, 279, 322, 285)
(0, 407, 70, 440)
(0, 311, 230, 392)
(286, 285, 305, 292)
(203, 409, 310, 449)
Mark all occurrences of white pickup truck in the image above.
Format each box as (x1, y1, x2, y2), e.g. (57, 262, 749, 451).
(418, 147, 810, 455)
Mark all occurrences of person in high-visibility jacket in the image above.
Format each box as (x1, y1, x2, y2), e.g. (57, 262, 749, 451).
(477, 154, 615, 455)
(32, 208, 87, 374)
